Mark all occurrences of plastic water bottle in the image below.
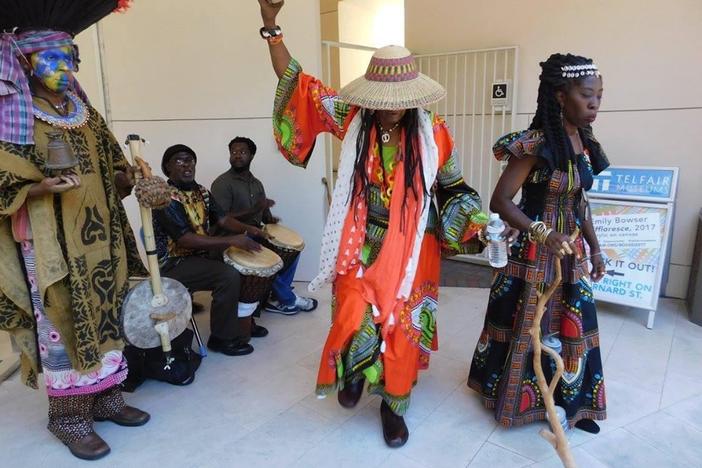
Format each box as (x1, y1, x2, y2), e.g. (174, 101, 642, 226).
(541, 335, 570, 433)
(486, 213, 508, 268)
(542, 334, 563, 355)
(546, 405, 570, 433)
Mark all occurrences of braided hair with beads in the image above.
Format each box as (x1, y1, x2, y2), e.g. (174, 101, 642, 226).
(529, 53, 607, 172)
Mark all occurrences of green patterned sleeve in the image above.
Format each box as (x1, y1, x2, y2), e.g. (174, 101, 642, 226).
(437, 150, 486, 256)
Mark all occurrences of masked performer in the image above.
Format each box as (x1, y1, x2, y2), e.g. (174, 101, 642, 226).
(0, 0, 150, 460)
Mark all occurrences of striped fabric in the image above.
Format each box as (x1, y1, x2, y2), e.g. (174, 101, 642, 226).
(364, 55, 418, 83)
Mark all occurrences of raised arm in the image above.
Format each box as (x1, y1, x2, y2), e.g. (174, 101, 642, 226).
(258, 0, 291, 79)
(257, 1, 356, 167)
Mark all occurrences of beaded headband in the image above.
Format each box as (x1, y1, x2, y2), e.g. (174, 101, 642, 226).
(561, 64, 600, 78)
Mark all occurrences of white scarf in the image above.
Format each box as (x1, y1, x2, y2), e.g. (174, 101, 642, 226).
(309, 110, 439, 303)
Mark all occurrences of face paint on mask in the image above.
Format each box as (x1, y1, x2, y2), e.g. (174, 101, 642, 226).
(30, 46, 75, 93)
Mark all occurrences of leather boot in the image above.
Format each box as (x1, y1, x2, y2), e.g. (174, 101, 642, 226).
(380, 400, 409, 448)
(337, 377, 365, 408)
(94, 406, 150, 427)
(66, 432, 111, 460)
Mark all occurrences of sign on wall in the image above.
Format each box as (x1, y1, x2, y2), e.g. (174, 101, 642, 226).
(491, 80, 512, 111)
(589, 166, 678, 202)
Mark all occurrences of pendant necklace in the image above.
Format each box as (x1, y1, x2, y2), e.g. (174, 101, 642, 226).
(378, 122, 400, 143)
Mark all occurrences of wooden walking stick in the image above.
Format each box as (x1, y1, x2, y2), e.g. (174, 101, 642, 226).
(529, 228, 580, 468)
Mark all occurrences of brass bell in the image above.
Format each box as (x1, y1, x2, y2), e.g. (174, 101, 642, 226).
(45, 131, 78, 174)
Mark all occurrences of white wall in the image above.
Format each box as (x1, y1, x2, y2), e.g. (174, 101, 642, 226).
(74, 0, 325, 280)
(338, 0, 404, 86)
(406, 0, 702, 299)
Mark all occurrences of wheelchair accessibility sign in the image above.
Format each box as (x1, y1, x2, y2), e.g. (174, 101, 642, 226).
(491, 81, 511, 110)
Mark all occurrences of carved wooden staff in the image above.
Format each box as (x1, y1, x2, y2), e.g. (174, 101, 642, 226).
(530, 228, 580, 468)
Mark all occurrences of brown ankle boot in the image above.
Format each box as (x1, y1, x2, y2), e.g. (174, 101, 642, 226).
(380, 400, 409, 448)
(337, 378, 365, 408)
(66, 432, 111, 460)
(95, 405, 150, 427)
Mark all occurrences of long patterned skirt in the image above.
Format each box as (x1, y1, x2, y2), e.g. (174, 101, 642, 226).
(20, 240, 127, 397)
(468, 273, 607, 427)
(315, 234, 441, 416)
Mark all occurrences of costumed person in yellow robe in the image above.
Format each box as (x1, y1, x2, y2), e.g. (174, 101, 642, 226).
(0, 0, 150, 460)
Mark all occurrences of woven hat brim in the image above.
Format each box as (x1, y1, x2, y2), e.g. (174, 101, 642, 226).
(338, 73, 446, 110)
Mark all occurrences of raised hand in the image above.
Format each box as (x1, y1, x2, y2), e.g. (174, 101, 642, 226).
(258, 0, 284, 27)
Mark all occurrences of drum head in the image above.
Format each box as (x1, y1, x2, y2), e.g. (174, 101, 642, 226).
(224, 245, 283, 276)
(264, 224, 305, 251)
(122, 278, 192, 349)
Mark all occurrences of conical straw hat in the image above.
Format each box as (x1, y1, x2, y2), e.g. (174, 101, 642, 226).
(339, 45, 446, 111)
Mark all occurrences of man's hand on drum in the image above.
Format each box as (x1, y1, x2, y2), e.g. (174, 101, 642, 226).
(230, 234, 262, 252)
(255, 198, 276, 212)
(247, 225, 271, 240)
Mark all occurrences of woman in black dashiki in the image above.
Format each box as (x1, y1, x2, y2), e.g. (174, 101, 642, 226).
(468, 53, 609, 434)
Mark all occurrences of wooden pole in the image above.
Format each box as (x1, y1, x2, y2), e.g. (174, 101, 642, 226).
(125, 135, 166, 306)
(529, 229, 580, 468)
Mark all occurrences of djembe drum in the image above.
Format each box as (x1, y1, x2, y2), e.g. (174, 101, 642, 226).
(262, 223, 305, 271)
(223, 245, 283, 335)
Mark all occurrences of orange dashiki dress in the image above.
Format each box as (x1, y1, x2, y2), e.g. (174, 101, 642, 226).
(273, 58, 485, 415)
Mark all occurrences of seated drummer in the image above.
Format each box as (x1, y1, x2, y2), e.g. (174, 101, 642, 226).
(211, 136, 318, 315)
(153, 144, 267, 357)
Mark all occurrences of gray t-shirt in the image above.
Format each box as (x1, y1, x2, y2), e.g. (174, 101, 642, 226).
(210, 169, 274, 227)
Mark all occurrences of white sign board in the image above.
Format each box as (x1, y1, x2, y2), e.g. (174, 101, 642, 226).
(589, 200, 672, 311)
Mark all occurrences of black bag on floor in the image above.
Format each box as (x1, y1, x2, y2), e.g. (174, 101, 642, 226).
(122, 328, 202, 392)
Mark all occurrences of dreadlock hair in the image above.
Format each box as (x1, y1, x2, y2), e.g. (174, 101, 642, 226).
(530, 53, 600, 171)
(351, 108, 427, 228)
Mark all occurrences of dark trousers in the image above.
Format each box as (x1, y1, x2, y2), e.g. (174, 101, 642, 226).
(162, 256, 247, 342)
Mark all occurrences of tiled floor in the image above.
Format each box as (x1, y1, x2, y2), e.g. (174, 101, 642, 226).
(440, 259, 493, 288)
(1, 284, 701, 468)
